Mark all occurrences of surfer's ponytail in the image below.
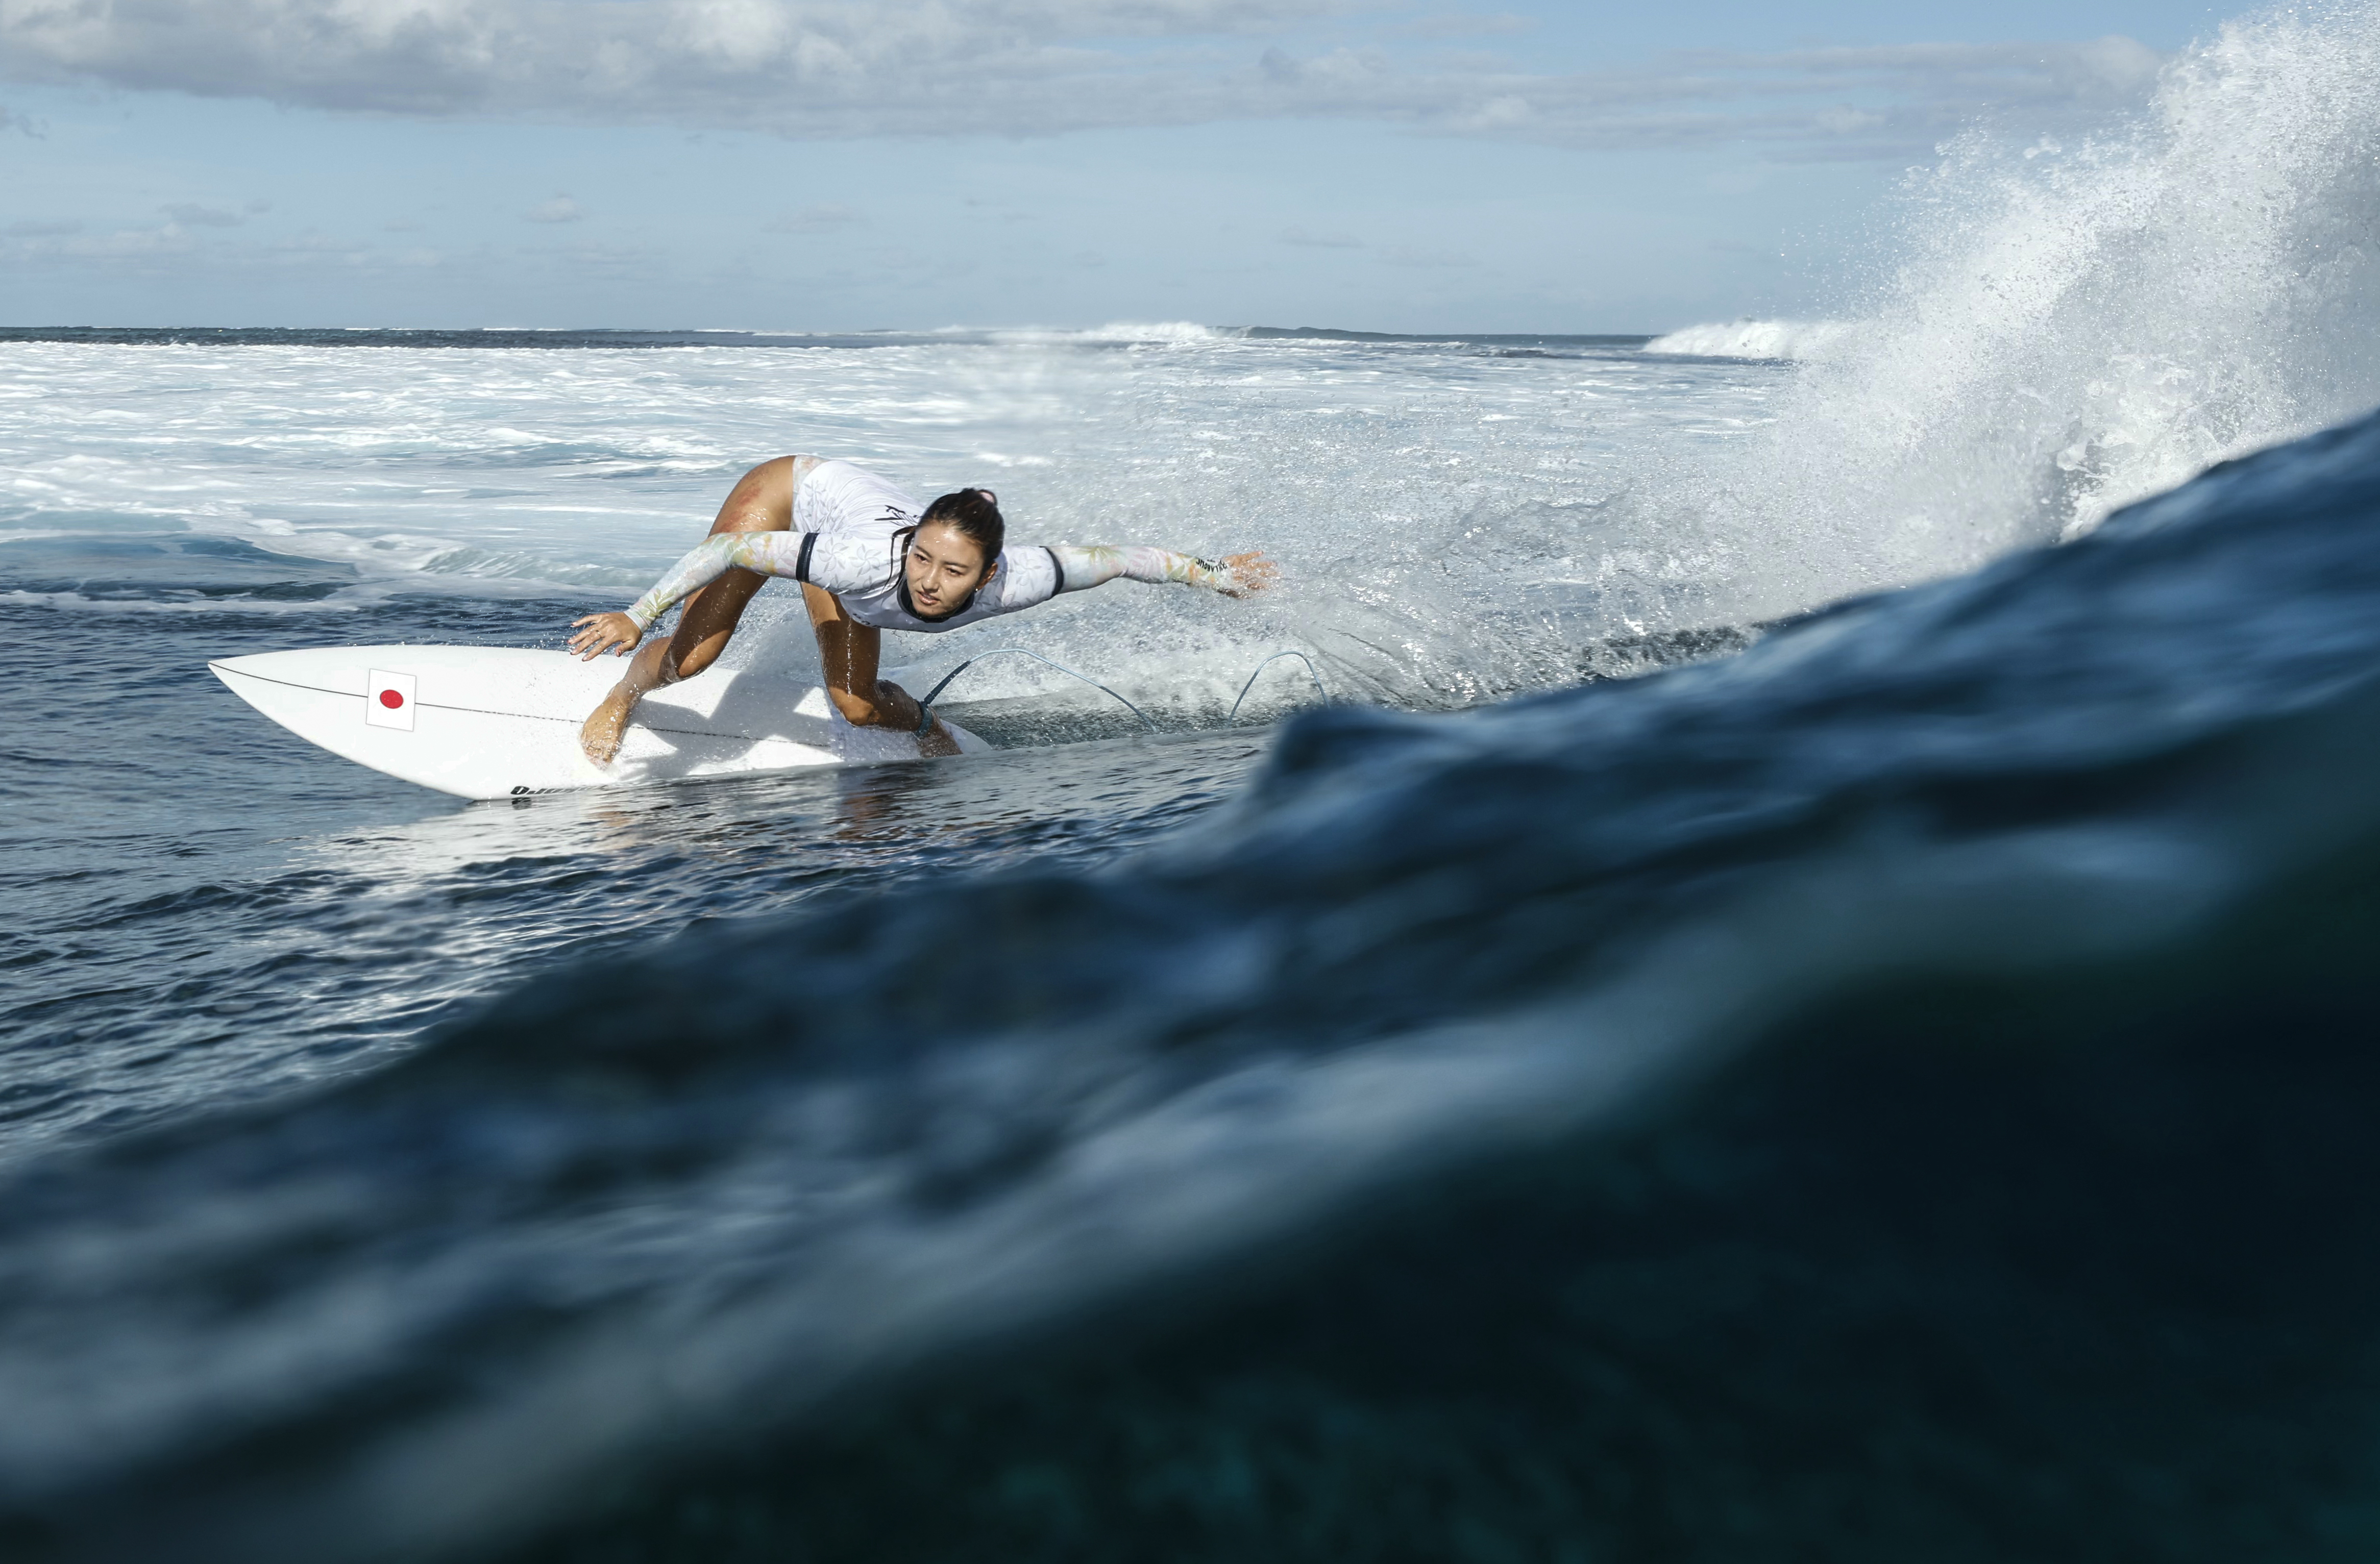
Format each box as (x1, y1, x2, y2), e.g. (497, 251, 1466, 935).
(921, 488, 1004, 564)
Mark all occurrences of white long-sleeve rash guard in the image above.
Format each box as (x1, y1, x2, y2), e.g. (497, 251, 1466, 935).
(621, 460, 1243, 636)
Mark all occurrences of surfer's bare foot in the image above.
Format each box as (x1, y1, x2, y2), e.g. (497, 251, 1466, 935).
(580, 687, 634, 765)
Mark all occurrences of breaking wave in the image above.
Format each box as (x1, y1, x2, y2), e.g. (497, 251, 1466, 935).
(1642, 319, 1850, 360)
(1643, 1, 2380, 628)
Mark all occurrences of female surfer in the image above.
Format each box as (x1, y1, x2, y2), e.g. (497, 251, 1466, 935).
(567, 456, 1274, 763)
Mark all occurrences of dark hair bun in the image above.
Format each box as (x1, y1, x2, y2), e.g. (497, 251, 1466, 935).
(921, 487, 1005, 561)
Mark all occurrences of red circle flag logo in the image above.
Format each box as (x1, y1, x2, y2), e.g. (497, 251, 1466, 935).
(365, 669, 419, 731)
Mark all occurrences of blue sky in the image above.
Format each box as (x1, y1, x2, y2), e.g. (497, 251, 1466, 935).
(0, 0, 2227, 330)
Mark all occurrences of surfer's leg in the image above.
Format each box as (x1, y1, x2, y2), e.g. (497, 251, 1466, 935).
(580, 460, 796, 764)
(804, 584, 960, 758)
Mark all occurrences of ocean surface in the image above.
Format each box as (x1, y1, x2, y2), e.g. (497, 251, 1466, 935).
(11, 7, 2380, 1560)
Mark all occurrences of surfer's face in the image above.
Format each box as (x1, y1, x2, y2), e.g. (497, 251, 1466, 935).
(905, 522, 994, 615)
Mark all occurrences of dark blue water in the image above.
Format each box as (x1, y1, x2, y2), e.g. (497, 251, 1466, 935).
(11, 405, 2380, 1562)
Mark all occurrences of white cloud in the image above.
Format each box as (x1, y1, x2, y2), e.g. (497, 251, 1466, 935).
(7, 221, 198, 259)
(1380, 242, 1474, 267)
(525, 194, 581, 223)
(0, 216, 505, 277)
(0, 0, 1346, 123)
(1813, 105, 1881, 135)
(764, 203, 862, 232)
(1396, 12, 1532, 39)
(0, 0, 2167, 158)
(1277, 229, 1474, 265)
(163, 200, 265, 226)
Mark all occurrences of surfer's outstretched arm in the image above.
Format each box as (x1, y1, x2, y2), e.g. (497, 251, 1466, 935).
(1048, 545, 1277, 598)
(569, 531, 813, 659)
(621, 532, 816, 635)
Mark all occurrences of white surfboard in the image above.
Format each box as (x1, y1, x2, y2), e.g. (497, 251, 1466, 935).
(208, 644, 992, 801)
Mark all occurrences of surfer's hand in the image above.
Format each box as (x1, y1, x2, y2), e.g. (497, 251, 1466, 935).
(570, 612, 644, 659)
(1211, 551, 1278, 598)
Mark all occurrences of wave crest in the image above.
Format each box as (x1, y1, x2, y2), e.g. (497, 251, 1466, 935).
(1642, 320, 1849, 361)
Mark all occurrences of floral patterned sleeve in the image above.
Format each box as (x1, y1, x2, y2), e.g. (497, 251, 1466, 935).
(1047, 544, 1237, 594)
(624, 532, 809, 631)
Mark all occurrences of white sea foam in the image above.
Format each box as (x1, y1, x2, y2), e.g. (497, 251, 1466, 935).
(0, 589, 362, 614)
(1642, 320, 1850, 361)
(992, 321, 1242, 345)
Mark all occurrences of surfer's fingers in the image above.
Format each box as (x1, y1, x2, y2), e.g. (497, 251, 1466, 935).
(568, 628, 628, 659)
(1218, 551, 1279, 595)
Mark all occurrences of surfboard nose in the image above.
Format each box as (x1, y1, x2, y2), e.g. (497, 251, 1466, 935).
(210, 649, 370, 698)
(210, 653, 372, 746)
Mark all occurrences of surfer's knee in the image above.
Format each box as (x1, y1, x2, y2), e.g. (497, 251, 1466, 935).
(734, 455, 798, 489)
(708, 457, 799, 536)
